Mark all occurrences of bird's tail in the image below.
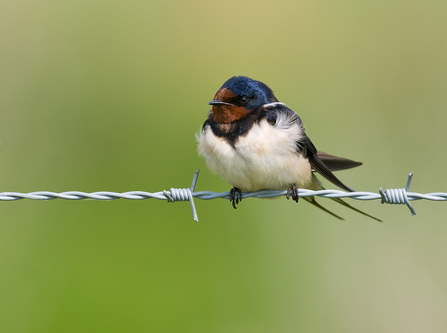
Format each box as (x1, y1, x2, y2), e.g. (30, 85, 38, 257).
(303, 196, 382, 222)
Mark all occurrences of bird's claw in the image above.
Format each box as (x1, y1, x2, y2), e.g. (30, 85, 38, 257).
(230, 187, 242, 209)
(286, 184, 299, 203)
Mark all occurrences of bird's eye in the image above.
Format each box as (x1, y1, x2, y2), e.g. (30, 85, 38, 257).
(239, 96, 250, 104)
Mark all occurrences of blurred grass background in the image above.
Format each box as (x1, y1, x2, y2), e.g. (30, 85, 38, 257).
(1, 0, 447, 332)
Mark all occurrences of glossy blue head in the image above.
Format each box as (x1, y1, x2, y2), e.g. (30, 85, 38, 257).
(209, 76, 279, 123)
(210, 76, 278, 110)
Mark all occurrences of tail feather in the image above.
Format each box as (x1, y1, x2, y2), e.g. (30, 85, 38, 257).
(302, 197, 344, 220)
(302, 196, 382, 222)
(331, 198, 383, 222)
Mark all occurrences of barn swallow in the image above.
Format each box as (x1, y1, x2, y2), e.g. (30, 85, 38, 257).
(197, 76, 381, 221)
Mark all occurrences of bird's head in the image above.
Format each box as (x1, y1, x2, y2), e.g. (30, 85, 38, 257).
(209, 76, 278, 123)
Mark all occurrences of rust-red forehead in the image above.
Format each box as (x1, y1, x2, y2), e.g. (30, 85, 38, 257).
(214, 88, 236, 101)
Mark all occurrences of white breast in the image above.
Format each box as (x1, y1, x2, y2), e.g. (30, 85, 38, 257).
(197, 114, 316, 192)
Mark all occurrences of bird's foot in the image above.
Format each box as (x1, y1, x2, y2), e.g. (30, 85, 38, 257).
(286, 184, 299, 203)
(229, 187, 242, 209)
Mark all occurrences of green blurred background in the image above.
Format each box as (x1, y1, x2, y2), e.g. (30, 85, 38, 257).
(1, 0, 447, 332)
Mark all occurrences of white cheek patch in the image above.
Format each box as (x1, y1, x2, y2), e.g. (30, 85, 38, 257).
(261, 102, 286, 109)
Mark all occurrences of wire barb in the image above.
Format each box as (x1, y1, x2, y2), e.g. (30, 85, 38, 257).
(163, 170, 199, 222)
(379, 172, 416, 215)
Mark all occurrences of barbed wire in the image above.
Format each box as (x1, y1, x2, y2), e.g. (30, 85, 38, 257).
(1, 171, 445, 221)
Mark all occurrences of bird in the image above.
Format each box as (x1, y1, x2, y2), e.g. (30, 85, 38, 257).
(197, 76, 381, 221)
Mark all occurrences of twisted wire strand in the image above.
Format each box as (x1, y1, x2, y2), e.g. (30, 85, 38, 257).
(0, 171, 444, 221)
(2, 189, 445, 202)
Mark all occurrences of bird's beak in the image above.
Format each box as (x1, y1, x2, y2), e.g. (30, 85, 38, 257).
(208, 100, 234, 106)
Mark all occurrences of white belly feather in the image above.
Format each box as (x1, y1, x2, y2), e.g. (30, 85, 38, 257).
(197, 116, 317, 192)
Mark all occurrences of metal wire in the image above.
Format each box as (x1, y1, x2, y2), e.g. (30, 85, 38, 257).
(1, 171, 444, 221)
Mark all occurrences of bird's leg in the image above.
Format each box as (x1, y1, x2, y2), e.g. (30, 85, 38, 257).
(229, 187, 242, 209)
(286, 184, 299, 203)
